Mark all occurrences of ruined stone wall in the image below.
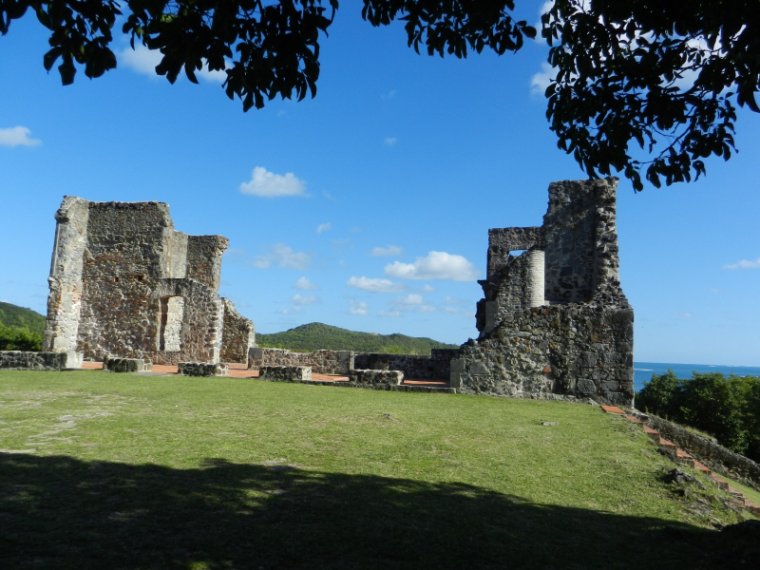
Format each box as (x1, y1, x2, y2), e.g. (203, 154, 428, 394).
(74, 202, 170, 361)
(248, 348, 354, 375)
(464, 179, 634, 406)
(186, 235, 227, 290)
(452, 303, 633, 404)
(44, 197, 89, 359)
(45, 197, 254, 365)
(353, 349, 455, 380)
(0, 351, 72, 370)
(221, 299, 255, 364)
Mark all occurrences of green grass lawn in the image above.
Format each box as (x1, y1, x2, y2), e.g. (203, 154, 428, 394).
(0, 370, 756, 569)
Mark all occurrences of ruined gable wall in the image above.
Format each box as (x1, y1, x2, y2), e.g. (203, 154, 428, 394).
(75, 202, 171, 361)
(45, 197, 251, 365)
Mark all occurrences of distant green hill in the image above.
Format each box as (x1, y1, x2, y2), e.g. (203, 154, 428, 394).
(0, 302, 46, 351)
(257, 322, 458, 355)
(0, 302, 46, 335)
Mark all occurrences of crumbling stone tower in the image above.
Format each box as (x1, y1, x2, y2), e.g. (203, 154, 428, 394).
(451, 179, 634, 405)
(44, 197, 254, 366)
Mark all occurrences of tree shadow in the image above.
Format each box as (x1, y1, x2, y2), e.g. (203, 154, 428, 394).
(0, 453, 754, 569)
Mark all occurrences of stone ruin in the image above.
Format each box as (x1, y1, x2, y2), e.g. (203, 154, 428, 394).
(34, 179, 633, 406)
(43, 197, 254, 367)
(243, 179, 634, 405)
(451, 178, 634, 405)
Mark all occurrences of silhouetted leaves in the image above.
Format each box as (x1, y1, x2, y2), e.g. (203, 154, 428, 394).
(1, 1, 758, 190)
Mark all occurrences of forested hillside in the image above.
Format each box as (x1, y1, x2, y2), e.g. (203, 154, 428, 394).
(257, 322, 457, 355)
(0, 302, 45, 350)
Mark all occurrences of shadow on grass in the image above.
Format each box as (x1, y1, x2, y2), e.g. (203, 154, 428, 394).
(0, 453, 754, 569)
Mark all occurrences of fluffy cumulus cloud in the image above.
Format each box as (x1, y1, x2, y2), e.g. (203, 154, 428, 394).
(348, 300, 369, 316)
(120, 44, 225, 83)
(316, 222, 332, 234)
(724, 257, 760, 270)
(240, 166, 306, 198)
(295, 276, 316, 290)
(253, 243, 310, 270)
(0, 126, 41, 147)
(347, 276, 403, 293)
(371, 245, 402, 257)
(385, 251, 478, 281)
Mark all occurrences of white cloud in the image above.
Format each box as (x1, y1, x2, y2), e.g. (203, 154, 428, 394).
(395, 293, 435, 313)
(371, 245, 402, 257)
(381, 89, 397, 100)
(530, 62, 555, 97)
(239, 166, 306, 198)
(316, 222, 332, 234)
(295, 276, 316, 290)
(0, 126, 41, 147)
(385, 251, 478, 281)
(724, 257, 760, 270)
(347, 276, 403, 293)
(348, 300, 369, 316)
(292, 293, 317, 306)
(120, 44, 226, 83)
(120, 45, 162, 76)
(253, 243, 310, 270)
(384, 136, 398, 146)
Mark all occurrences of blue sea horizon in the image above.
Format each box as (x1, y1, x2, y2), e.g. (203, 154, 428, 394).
(634, 361, 760, 392)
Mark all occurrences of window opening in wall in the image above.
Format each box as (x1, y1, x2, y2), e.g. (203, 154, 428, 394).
(159, 296, 184, 351)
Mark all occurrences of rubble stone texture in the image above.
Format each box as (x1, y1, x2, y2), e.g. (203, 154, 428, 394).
(44, 197, 254, 365)
(454, 179, 634, 405)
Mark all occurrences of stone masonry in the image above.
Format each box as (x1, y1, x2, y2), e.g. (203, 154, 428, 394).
(452, 179, 634, 405)
(44, 197, 254, 365)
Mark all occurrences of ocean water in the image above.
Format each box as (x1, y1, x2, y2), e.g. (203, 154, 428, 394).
(634, 362, 760, 392)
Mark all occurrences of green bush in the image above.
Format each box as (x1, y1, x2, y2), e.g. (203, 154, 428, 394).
(0, 324, 43, 351)
(636, 371, 760, 462)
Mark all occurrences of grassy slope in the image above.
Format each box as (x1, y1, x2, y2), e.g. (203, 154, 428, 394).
(257, 322, 458, 354)
(0, 302, 45, 335)
(0, 370, 754, 569)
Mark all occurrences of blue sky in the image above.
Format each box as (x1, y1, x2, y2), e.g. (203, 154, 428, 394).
(1, 2, 758, 366)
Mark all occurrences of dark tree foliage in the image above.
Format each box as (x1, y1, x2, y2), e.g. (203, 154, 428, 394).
(2, 1, 758, 190)
(636, 372, 760, 462)
(543, 0, 760, 190)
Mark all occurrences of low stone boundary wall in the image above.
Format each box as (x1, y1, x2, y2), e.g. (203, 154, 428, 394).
(647, 414, 760, 490)
(249, 348, 353, 375)
(349, 369, 403, 388)
(353, 349, 455, 380)
(178, 362, 228, 377)
(0, 351, 76, 370)
(105, 358, 152, 373)
(259, 366, 312, 382)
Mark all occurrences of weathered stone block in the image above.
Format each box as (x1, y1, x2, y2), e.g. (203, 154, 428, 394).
(105, 358, 151, 373)
(178, 362, 228, 377)
(259, 366, 312, 382)
(349, 369, 404, 387)
(0, 351, 70, 370)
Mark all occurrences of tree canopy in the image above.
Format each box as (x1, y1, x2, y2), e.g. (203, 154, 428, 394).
(2, 0, 758, 190)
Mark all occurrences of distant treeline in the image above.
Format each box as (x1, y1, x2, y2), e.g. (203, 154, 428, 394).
(257, 322, 458, 355)
(636, 372, 760, 462)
